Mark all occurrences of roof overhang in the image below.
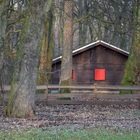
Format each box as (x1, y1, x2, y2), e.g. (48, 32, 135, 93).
(53, 40, 129, 63)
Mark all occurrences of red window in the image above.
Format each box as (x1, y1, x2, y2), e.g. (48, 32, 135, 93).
(94, 69, 106, 81)
(72, 70, 76, 80)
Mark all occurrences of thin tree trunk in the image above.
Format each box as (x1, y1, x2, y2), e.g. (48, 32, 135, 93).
(0, 0, 8, 69)
(53, 0, 63, 57)
(0, 0, 9, 103)
(38, 9, 54, 85)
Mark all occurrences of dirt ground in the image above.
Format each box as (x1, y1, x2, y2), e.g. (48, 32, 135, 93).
(0, 100, 140, 132)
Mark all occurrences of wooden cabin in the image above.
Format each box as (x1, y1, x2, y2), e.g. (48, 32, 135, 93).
(51, 40, 129, 85)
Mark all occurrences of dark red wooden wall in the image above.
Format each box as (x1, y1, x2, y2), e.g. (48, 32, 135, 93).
(51, 44, 128, 85)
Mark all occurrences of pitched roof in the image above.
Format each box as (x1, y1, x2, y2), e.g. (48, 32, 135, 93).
(53, 40, 129, 62)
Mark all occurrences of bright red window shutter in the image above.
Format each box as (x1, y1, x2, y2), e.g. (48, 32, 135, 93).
(72, 70, 76, 80)
(94, 69, 106, 81)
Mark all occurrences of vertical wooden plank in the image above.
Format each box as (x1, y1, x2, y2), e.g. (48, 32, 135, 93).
(93, 84, 97, 99)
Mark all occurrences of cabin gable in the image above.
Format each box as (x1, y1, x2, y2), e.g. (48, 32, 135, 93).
(51, 41, 129, 85)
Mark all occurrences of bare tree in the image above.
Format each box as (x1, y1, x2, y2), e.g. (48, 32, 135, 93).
(0, 0, 8, 74)
(60, 0, 73, 92)
(53, 0, 63, 57)
(123, 0, 140, 85)
(38, 8, 54, 85)
(6, 0, 53, 117)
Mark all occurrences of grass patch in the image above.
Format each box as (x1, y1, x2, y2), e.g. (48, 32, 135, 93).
(120, 90, 140, 95)
(120, 90, 133, 95)
(0, 128, 140, 140)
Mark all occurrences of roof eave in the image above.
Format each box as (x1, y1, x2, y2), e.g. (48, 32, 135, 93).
(52, 40, 129, 63)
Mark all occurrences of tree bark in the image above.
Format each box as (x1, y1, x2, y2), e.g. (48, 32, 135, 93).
(53, 0, 63, 57)
(0, 0, 8, 70)
(122, 1, 140, 85)
(7, 0, 53, 117)
(60, 0, 73, 92)
(0, 0, 9, 102)
(38, 9, 54, 85)
(12, 13, 43, 117)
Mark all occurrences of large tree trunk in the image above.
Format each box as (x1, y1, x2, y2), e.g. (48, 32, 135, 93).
(122, 1, 140, 85)
(6, 0, 53, 117)
(11, 13, 43, 117)
(60, 0, 73, 92)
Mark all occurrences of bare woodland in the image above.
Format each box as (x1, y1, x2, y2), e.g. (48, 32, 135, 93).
(0, 0, 140, 118)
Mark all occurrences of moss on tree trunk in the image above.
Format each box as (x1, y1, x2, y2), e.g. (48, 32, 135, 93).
(60, 79, 71, 93)
(122, 1, 140, 86)
(38, 9, 54, 85)
(6, 0, 53, 118)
